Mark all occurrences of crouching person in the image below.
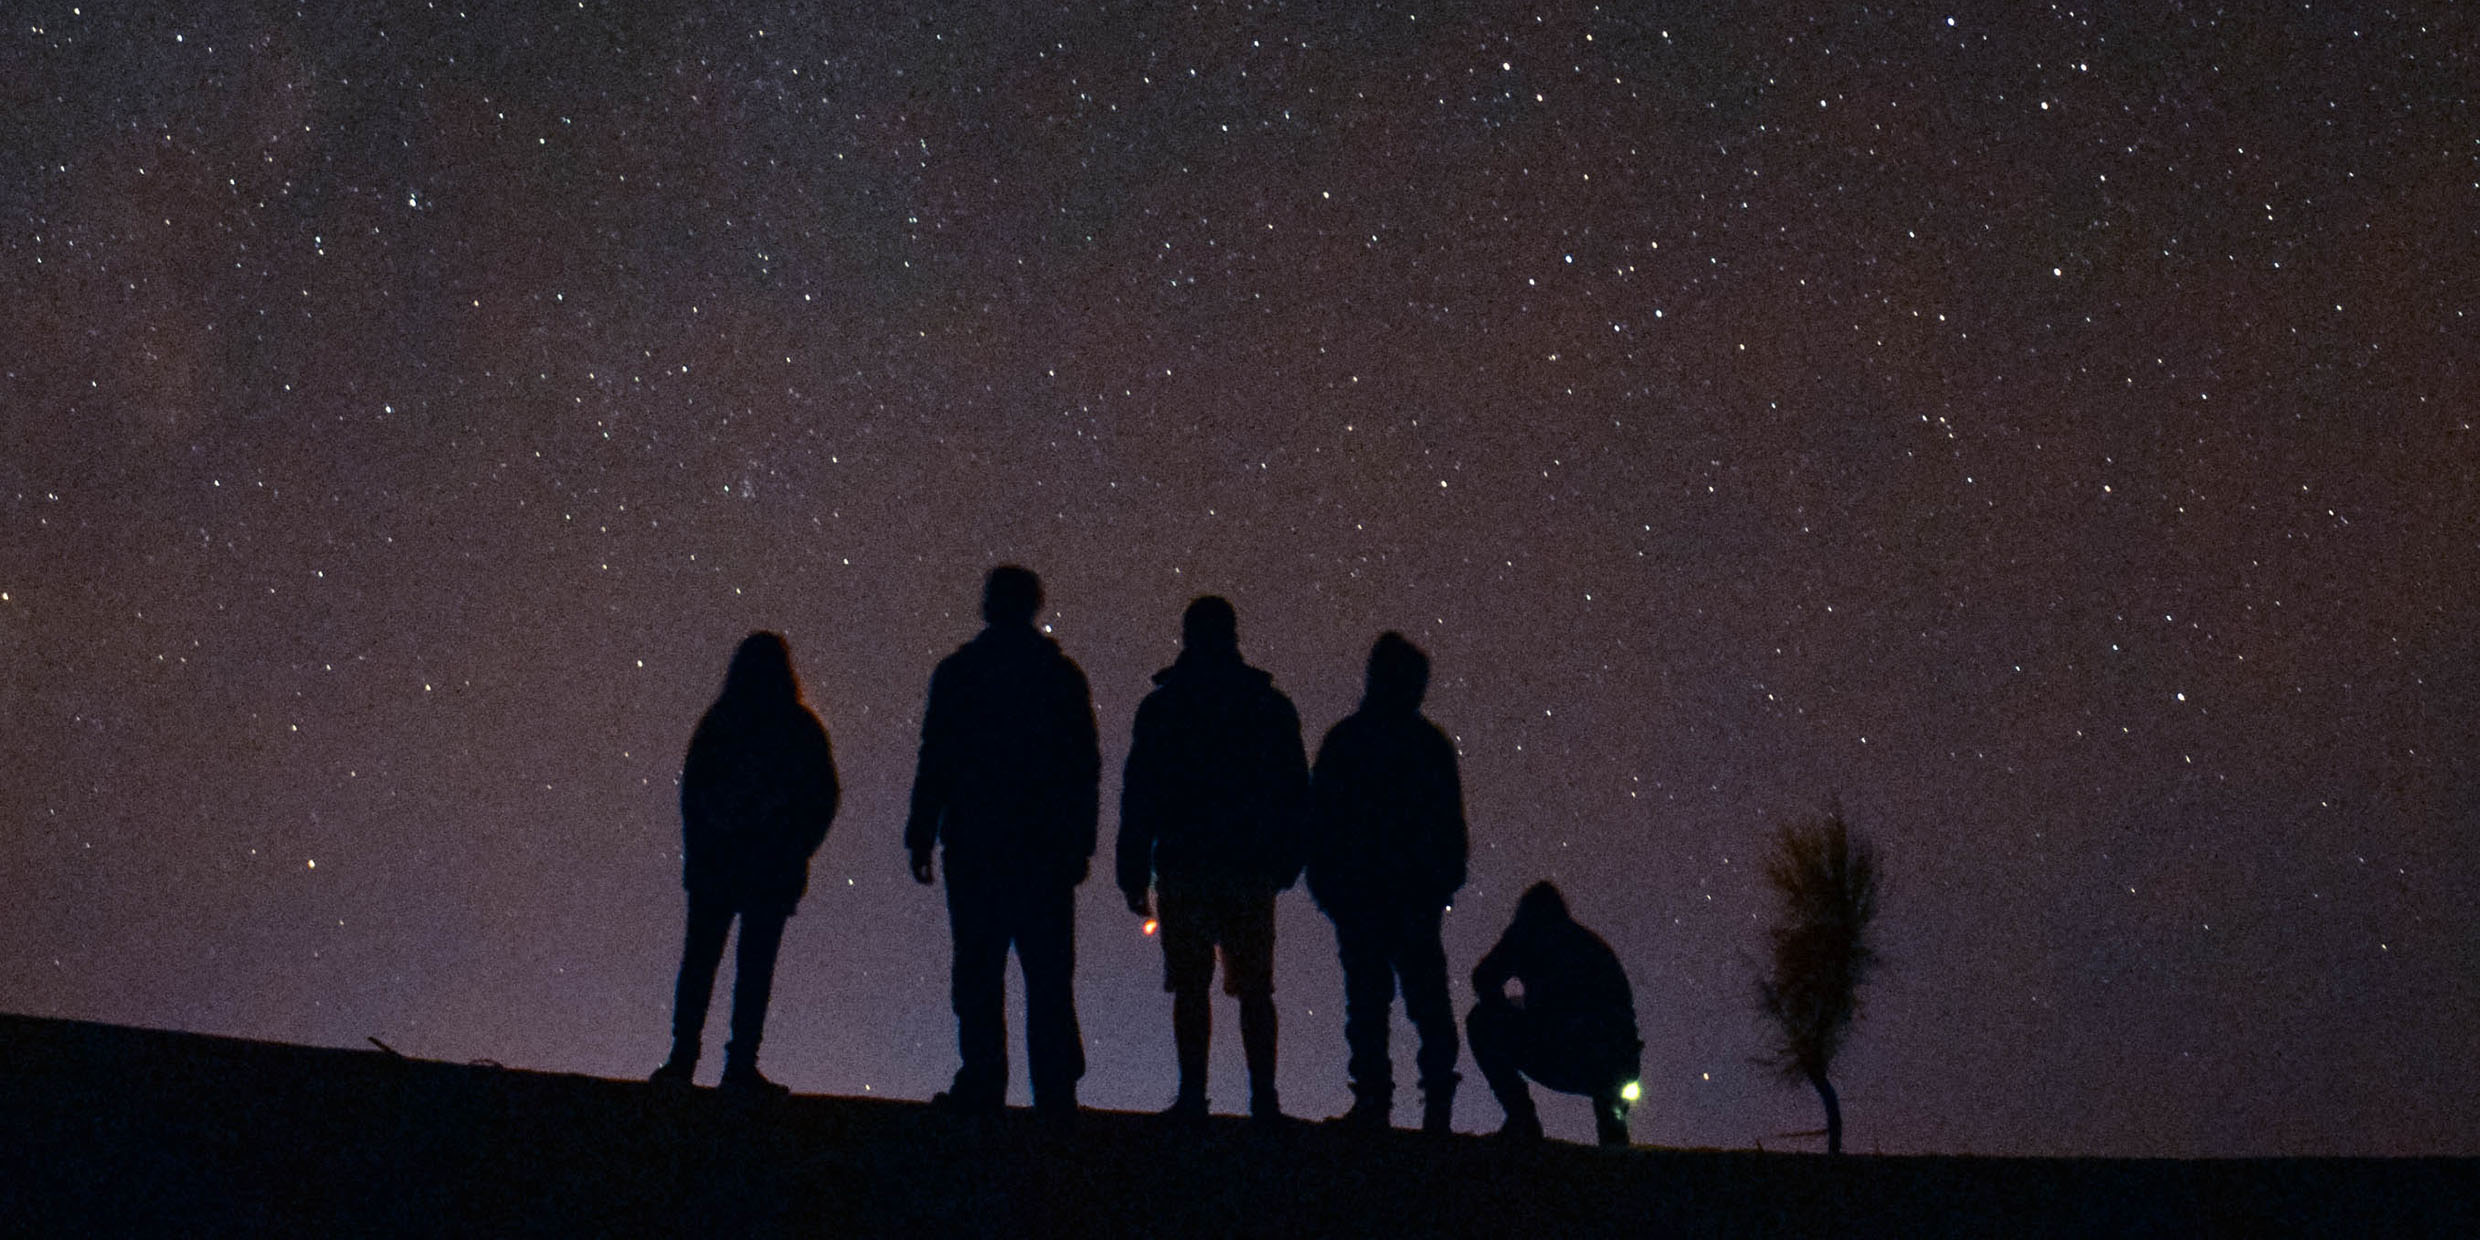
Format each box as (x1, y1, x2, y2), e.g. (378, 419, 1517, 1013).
(1466, 882, 1641, 1146)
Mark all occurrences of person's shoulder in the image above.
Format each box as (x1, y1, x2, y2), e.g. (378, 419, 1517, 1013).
(1247, 667, 1299, 713)
(1322, 708, 1378, 744)
(933, 636, 985, 675)
(1569, 920, 1623, 962)
(1049, 639, 1090, 677)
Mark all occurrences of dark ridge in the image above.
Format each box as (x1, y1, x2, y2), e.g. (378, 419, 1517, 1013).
(3, 1014, 2469, 1238)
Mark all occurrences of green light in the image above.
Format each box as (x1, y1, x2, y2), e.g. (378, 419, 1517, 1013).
(1620, 1080, 1641, 1104)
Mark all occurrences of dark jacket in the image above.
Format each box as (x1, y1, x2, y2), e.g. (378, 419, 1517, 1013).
(1116, 649, 1308, 897)
(1472, 906, 1638, 1045)
(1305, 707, 1468, 916)
(905, 622, 1101, 886)
(680, 695, 839, 914)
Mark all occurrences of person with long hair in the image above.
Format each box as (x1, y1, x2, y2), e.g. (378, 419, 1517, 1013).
(652, 631, 839, 1096)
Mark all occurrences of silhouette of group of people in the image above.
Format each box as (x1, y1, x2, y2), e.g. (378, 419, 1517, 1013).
(653, 566, 1643, 1145)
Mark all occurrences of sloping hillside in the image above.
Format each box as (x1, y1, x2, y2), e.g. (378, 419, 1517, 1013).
(1, 1014, 2467, 1237)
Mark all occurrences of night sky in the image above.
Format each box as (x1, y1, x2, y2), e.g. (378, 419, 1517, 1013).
(4, 3, 2474, 1157)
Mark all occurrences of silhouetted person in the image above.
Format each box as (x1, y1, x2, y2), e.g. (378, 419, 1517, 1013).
(1306, 632, 1468, 1133)
(907, 566, 1101, 1119)
(653, 631, 840, 1097)
(1117, 596, 1309, 1122)
(1466, 881, 1642, 1146)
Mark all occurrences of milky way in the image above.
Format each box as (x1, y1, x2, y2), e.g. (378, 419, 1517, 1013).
(3, 3, 2473, 1154)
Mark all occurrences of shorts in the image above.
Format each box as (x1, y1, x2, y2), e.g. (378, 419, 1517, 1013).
(1157, 883, 1276, 998)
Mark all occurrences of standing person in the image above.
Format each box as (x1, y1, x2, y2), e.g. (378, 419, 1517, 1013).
(653, 631, 840, 1097)
(907, 565, 1101, 1119)
(1466, 881, 1643, 1147)
(1306, 632, 1468, 1133)
(1117, 596, 1309, 1122)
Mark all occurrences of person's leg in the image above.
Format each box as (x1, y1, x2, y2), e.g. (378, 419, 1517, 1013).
(658, 891, 734, 1079)
(943, 878, 1010, 1108)
(1520, 1014, 1638, 1144)
(1016, 882, 1086, 1114)
(722, 907, 789, 1087)
(1592, 1086, 1632, 1147)
(1156, 886, 1214, 1114)
(1335, 912, 1397, 1120)
(1396, 904, 1461, 1133)
(1169, 990, 1211, 1114)
(1224, 892, 1281, 1119)
(1465, 994, 1538, 1138)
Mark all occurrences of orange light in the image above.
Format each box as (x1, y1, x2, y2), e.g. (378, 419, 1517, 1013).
(1142, 918, 1159, 936)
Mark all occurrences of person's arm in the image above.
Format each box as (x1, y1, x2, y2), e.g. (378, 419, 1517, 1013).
(1115, 695, 1161, 914)
(796, 712, 839, 858)
(679, 713, 721, 841)
(1434, 725, 1469, 897)
(1471, 929, 1519, 1004)
(1303, 725, 1344, 909)
(1267, 695, 1311, 890)
(904, 663, 951, 883)
(1065, 661, 1101, 874)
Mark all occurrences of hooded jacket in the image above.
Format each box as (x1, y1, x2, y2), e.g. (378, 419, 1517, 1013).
(1305, 701, 1468, 916)
(1117, 648, 1309, 896)
(1473, 890, 1638, 1044)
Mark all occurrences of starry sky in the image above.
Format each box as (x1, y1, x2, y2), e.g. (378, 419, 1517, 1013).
(4, 2, 2474, 1157)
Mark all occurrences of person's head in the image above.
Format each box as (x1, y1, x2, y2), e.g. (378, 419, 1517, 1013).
(1363, 631, 1429, 711)
(1513, 880, 1571, 929)
(722, 631, 800, 704)
(982, 564, 1044, 626)
(1181, 595, 1239, 657)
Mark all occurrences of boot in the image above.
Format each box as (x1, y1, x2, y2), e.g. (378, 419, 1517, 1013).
(1169, 989, 1211, 1123)
(1035, 1087, 1080, 1131)
(1240, 995, 1282, 1125)
(1334, 1084, 1390, 1131)
(931, 1088, 1003, 1116)
(1420, 1074, 1458, 1135)
(1250, 1084, 1286, 1125)
(1493, 1088, 1542, 1141)
(650, 1043, 697, 1087)
(719, 1060, 789, 1099)
(1162, 1085, 1208, 1123)
(1595, 1093, 1631, 1147)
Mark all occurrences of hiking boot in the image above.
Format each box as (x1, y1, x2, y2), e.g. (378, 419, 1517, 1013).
(1035, 1098, 1080, 1132)
(1034, 1084, 1079, 1124)
(1249, 1086, 1287, 1126)
(649, 1055, 696, 1088)
(1494, 1111, 1544, 1142)
(1161, 1090, 1209, 1123)
(1329, 1096, 1388, 1135)
(1331, 1096, 1389, 1131)
(931, 1089, 1003, 1116)
(1420, 1077, 1458, 1136)
(719, 1063, 789, 1099)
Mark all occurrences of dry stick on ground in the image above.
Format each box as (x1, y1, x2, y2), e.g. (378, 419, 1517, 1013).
(1757, 807, 1880, 1155)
